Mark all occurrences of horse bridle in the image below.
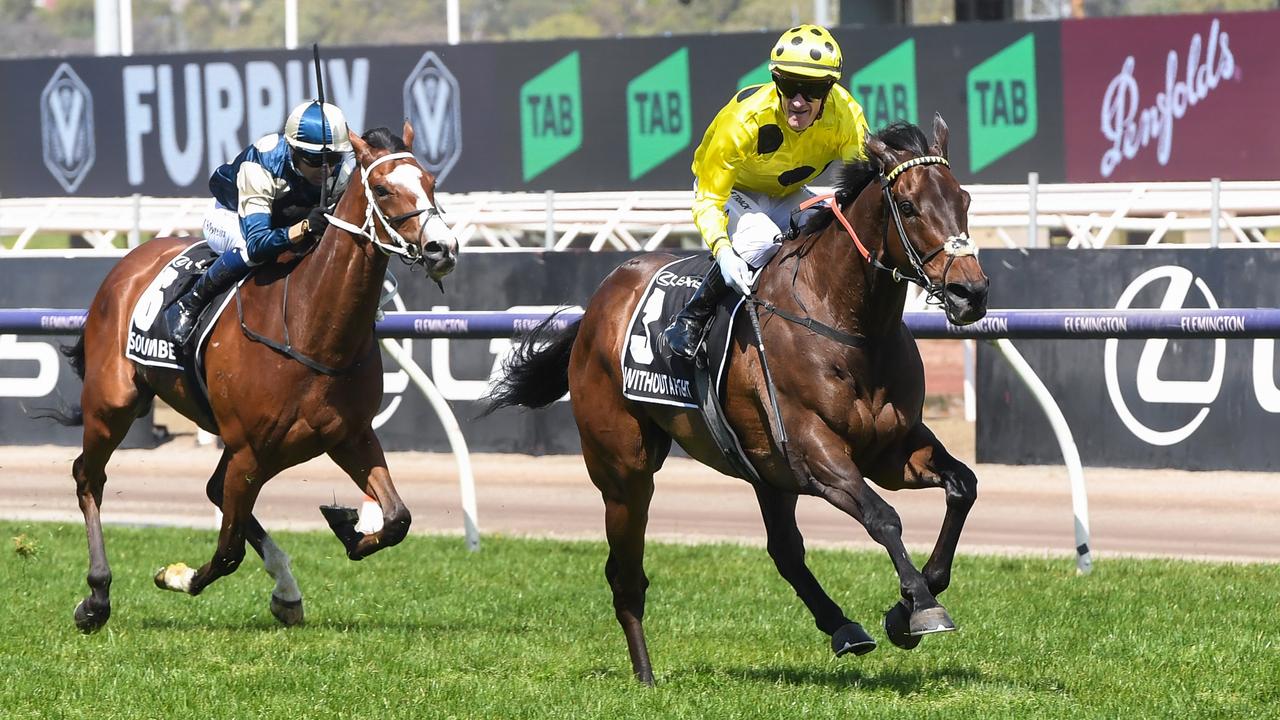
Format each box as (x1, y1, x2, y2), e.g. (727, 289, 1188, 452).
(876, 154, 977, 306)
(325, 150, 446, 268)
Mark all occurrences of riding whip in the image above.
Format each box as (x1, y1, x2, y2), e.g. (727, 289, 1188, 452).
(312, 43, 332, 210)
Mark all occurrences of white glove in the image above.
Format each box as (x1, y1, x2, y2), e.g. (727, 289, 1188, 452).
(716, 248, 755, 296)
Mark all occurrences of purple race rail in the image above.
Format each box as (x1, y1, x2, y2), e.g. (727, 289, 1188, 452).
(1, 308, 1279, 339)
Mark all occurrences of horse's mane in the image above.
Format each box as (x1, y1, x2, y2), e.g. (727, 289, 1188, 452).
(799, 121, 931, 237)
(362, 126, 409, 152)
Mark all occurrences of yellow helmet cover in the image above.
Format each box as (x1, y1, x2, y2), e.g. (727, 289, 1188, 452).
(769, 25, 842, 80)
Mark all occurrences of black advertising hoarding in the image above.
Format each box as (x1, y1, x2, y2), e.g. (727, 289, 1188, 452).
(1, 18, 1074, 198)
(0, 256, 160, 448)
(976, 248, 1280, 471)
(0, 252, 647, 453)
(1061, 11, 1280, 182)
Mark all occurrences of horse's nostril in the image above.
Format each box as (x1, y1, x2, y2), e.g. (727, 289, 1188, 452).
(423, 241, 444, 259)
(946, 280, 988, 306)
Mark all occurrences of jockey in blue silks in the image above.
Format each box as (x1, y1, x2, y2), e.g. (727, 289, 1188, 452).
(167, 99, 356, 346)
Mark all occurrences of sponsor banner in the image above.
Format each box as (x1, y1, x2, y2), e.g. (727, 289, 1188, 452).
(0, 257, 160, 447)
(1, 21, 1069, 197)
(1062, 11, 1280, 182)
(976, 248, 1280, 471)
(0, 252, 637, 453)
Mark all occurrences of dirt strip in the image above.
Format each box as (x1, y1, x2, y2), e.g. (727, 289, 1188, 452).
(2, 441, 1277, 564)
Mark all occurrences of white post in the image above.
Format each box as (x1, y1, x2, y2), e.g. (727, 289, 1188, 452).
(814, 0, 830, 26)
(962, 339, 976, 422)
(94, 0, 120, 56)
(447, 0, 460, 45)
(379, 337, 480, 551)
(1027, 171, 1039, 248)
(991, 338, 1092, 575)
(118, 0, 133, 56)
(544, 189, 555, 248)
(285, 0, 298, 49)
(1210, 177, 1221, 248)
(129, 193, 142, 248)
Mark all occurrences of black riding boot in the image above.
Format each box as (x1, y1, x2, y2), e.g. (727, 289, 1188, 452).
(167, 251, 251, 346)
(662, 264, 728, 359)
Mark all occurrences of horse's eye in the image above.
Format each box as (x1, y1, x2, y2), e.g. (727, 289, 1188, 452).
(898, 200, 917, 217)
(373, 185, 390, 198)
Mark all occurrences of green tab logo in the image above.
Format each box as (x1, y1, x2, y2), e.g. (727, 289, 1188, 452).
(851, 39, 917, 130)
(627, 48, 691, 180)
(519, 52, 583, 182)
(967, 33, 1038, 173)
(738, 61, 771, 91)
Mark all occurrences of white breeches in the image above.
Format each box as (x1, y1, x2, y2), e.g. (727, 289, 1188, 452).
(723, 186, 818, 268)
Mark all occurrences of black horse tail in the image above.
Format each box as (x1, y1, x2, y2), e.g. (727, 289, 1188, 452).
(26, 335, 85, 427)
(483, 310, 581, 415)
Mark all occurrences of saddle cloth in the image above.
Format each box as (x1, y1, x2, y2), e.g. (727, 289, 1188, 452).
(124, 242, 239, 386)
(621, 255, 763, 480)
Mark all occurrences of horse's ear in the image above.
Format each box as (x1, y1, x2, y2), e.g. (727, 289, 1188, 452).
(402, 119, 415, 149)
(349, 132, 374, 167)
(932, 113, 950, 159)
(864, 135, 894, 175)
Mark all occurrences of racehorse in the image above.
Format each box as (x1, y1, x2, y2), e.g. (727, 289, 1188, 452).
(486, 117, 988, 684)
(50, 123, 458, 632)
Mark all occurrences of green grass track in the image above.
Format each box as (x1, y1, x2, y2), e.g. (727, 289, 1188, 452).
(2, 521, 1276, 719)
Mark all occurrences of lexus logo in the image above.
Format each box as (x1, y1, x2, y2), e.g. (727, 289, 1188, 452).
(403, 51, 462, 183)
(1104, 266, 1223, 445)
(40, 63, 95, 193)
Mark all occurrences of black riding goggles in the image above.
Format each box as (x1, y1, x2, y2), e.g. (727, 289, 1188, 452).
(773, 74, 834, 102)
(295, 150, 346, 168)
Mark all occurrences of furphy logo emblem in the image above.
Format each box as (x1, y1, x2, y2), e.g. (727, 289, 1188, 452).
(1099, 18, 1237, 178)
(1101, 265, 1279, 446)
(403, 52, 462, 183)
(41, 64, 95, 193)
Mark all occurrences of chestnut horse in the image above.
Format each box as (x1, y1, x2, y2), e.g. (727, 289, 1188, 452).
(487, 118, 988, 684)
(52, 124, 458, 632)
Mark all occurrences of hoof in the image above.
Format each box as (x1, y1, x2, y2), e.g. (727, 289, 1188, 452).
(909, 605, 956, 637)
(73, 598, 110, 633)
(154, 562, 195, 593)
(883, 601, 921, 650)
(831, 622, 877, 657)
(270, 595, 305, 627)
(319, 505, 363, 555)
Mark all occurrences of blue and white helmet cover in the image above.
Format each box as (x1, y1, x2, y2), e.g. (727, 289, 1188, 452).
(284, 101, 352, 154)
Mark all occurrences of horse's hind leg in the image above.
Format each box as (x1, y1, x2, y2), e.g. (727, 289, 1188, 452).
(580, 408, 670, 686)
(753, 483, 876, 657)
(71, 367, 151, 632)
(871, 424, 977, 650)
(203, 451, 303, 626)
(324, 428, 411, 560)
(155, 448, 270, 596)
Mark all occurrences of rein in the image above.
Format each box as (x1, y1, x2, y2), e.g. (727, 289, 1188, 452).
(234, 149, 434, 375)
(765, 153, 977, 344)
(325, 151, 445, 268)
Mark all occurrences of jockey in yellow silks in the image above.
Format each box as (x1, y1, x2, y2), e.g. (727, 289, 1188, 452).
(663, 24, 870, 359)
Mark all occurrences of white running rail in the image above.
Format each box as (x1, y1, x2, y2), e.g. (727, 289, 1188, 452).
(4, 180, 1277, 252)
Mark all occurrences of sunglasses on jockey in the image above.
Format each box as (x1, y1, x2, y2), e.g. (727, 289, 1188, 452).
(294, 149, 347, 169)
(772, 73, 835, 102)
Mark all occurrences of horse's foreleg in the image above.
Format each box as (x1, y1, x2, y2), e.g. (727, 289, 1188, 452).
(155, 450, 265, 596)
(753, 483, 876, 657)
(203, 455, 303, 626)
(803, 437, 955, 643)
(325, 430, 410, 560)
(870, 425, 978, 649)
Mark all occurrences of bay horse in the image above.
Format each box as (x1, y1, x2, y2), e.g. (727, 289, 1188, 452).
(487, 117, 988, 684)
(52, 123, 458, 632)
